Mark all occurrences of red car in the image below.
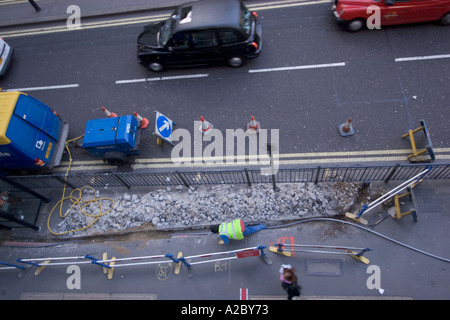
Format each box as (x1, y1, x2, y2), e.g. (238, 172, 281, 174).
(332, 0, 450, 32)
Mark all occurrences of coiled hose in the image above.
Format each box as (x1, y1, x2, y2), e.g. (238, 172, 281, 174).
(47, 136, 115, 236)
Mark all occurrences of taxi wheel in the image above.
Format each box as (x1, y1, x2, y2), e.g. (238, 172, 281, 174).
(148, 61, 164, 72)
(227, 56, 245, 68)
(345, 19, 365, 32)
(438, 13, 450, 26)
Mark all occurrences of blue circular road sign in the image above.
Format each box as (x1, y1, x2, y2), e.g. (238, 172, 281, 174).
(156, 115, 172, 139)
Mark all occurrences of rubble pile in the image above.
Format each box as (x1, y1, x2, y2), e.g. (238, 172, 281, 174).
(56, 182, 363, 235)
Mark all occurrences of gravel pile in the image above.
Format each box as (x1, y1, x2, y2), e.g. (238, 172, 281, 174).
(55, 182, 365, 236)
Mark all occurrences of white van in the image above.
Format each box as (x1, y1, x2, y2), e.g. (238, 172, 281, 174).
(0, 38, 13, 78)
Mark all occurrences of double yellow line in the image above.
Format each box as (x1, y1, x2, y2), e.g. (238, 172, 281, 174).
(0, 0, 32, 5)
(54, 148, 450, 172)
(0, 14, 170, 38)
(1, 0, 330, 38)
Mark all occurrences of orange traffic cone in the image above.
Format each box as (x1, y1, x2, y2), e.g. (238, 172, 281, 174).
(199, 116, 213, 135)
(338, 118, 354, 137)
(133, 112, 149, 129)
(101, 106, 118, 118)
(246, 115, 260, 134)
(34, 158, 45, 167)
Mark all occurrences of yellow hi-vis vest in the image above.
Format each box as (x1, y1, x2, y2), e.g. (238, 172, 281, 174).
(219, 219, 245, 240)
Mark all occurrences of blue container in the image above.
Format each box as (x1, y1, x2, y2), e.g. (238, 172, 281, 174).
(82, 115, 139, 157)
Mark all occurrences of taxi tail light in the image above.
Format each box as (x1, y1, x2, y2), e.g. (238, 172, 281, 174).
(251, 41, 258, 50)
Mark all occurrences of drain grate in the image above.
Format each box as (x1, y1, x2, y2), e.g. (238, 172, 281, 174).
(305, 259, 343, 277)
(413, 191, 441, 213)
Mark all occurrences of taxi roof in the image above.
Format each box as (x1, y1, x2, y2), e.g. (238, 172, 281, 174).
(172, 0, 242, 33)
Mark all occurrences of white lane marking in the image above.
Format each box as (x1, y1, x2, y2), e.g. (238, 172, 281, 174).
(249, 62, 346, 73)
(395, 54, 450, 62)
(115, 79, 147, 84)
(5, 84, 80, 92)
(115, 74, 209, 84)
(115, 63, 344, 84)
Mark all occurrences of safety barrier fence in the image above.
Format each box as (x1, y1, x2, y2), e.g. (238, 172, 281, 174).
(4, 163, 450, 191)
(345, 166, 431, 225)
(269, 243, 373, 264)
(1, 245, 272, 279)
(1, 241, 374, 281)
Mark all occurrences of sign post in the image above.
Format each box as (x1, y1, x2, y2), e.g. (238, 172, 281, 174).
(154, 111, 175, 145)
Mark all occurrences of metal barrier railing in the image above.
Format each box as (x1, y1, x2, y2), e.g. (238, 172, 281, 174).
(5, 163, 450, 191)
(345, 166, 431, 225)
(4, 246, 272, 279)
(269, 243, 373, 264)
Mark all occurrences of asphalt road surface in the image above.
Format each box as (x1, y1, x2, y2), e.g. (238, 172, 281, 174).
(1, 1, 449, 305)
(1, 0, 449, 173)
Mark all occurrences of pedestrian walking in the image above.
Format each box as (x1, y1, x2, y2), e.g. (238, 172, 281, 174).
(279, 264, 301, 300)
(210, 219, 266, 245)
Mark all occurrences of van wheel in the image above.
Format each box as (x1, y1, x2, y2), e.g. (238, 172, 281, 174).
(148, 61, 164, 72)
(227, 56, 245, 68)
(103, 151, 127, 166)
(345, 19, 365, 32)
(438, 12, 450, 26)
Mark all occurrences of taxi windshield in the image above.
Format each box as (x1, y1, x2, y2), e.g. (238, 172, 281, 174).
(159, 17, 174, 46)
(240, 3, 252, 36)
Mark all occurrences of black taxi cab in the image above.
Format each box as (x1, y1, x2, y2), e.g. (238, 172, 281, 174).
(137, 0, 262, 72)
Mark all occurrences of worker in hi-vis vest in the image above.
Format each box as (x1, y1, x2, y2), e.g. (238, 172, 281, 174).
(210, 219, 266, 245)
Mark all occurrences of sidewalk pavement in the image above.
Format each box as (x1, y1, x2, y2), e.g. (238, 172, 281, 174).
(0, 0, 189, 28)
(0, 180, 449, 300)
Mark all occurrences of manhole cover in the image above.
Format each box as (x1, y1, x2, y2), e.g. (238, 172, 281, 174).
(305, 259, 343, 277)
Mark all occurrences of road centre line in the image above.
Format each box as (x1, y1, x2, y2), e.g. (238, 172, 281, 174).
(115, 63, 346, 84)
(248, 62, 346, 73)
(115, 74, 209, 84)
(395, 54, 450, 62)
(4, 84, 79, 92)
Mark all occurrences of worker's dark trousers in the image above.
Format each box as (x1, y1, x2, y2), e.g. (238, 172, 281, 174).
(243, 224, 266, 236)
